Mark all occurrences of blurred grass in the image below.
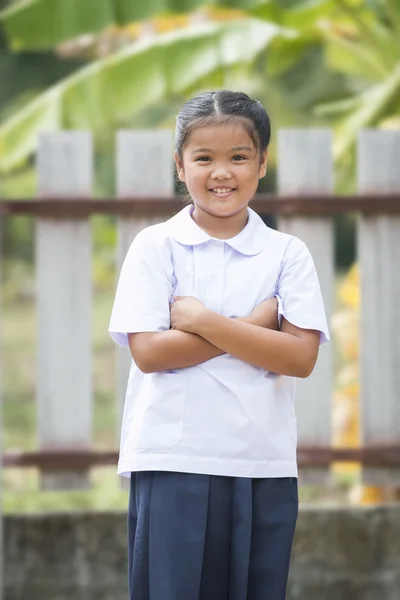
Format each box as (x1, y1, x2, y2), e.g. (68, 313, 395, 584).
(2, 263, 353, 513)
(2, 271, 131, 513)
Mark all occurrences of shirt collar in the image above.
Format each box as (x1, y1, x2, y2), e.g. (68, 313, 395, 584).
(168, 205, 269, 256)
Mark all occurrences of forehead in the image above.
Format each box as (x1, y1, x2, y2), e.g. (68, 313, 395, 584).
(185, 122, 255, 151)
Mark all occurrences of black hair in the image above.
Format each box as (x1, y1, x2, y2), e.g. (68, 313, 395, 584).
(175, 90, 271, 159)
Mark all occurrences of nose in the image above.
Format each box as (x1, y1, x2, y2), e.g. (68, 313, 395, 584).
(211, 166, 232, 180)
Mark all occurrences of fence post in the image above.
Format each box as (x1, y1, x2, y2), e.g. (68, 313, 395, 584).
(357, 130, 400, 485)
(115, 130, 174, 484)
(277, 129, 334, 484)
(37, 132, 93, 489)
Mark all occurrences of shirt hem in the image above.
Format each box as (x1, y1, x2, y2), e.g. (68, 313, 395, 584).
(117, 454, 298, 479)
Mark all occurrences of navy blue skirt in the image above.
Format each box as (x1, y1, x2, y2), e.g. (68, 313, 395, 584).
(128, 471, 298, 600)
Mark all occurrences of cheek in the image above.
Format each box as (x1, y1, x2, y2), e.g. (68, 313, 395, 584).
(186, 170, 207, 188)
(238, 168, 259, 186)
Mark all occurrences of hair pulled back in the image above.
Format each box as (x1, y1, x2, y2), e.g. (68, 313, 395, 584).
(175, 90, 271, 159)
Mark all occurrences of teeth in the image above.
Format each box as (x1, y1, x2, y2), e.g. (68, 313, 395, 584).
(212, 188, 233, 193)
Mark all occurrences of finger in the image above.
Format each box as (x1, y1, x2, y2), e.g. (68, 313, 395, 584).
(173, 296, 186, 301)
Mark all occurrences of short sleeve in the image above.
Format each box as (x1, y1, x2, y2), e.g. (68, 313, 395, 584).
(108, 230, 173, 347)
(276, 237, 330, 344)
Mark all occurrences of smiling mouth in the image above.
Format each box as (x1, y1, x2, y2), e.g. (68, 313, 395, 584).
(209, 187, 236, 195)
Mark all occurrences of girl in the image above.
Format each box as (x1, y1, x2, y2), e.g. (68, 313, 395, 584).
(109, 90, 329, 600)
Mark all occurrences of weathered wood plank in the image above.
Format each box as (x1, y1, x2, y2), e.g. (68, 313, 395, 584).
(37, 132, 92, 490)
(115, 131, 174, 487)
(277, 129, 334, 485)
(358, 130, 400, 485)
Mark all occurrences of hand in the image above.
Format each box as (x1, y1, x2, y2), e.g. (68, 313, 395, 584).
(245, 297, 279, 330)
(170, 296, 210, 334)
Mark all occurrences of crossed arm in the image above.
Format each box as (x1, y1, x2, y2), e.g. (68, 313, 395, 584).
(128, 296, 320, 378)
(129, 298, 278, 374)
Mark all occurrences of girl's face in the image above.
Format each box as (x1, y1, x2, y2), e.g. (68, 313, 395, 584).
(174, 121, 267, 221)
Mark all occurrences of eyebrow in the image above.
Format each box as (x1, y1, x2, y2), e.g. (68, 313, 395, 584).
(191, 146, 253, 154)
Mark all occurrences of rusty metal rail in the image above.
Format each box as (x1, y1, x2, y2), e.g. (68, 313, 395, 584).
(3, 445, 400, 470)
(1, 193, 400, 218)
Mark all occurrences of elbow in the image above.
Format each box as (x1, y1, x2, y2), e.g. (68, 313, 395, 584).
(128, 333, 157, 374)
(296, 364, 314, 378)
(136, 360, 153, 374)
(134, 348, 166, 374)
(284, 349, 317, 378)
(295, 356, 317, 379)
(278, 331, 320, 378)
(133, 352, 157, 374)
(129, 351, 147, 373)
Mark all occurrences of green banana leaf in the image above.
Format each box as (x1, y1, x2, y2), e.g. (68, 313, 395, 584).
(0, 0, 336, 51)
(333, 64, 400, 161)
(325, 36, 389, 82)
(0, 0, 266, 50)
(0, 18, 288, 172)
(250, 0, 334, 30)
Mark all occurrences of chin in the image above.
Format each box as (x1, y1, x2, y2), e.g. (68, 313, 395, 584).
(201, 202, 247, 219)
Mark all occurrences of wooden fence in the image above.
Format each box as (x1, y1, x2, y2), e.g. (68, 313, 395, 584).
(1, 127, 400, 489)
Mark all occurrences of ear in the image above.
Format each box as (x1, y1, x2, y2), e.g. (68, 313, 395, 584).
(258, 149, 268, 179)
(174, 151, 186, 183)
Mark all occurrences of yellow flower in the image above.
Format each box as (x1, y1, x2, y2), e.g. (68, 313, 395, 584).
(338, 264, 359, 309)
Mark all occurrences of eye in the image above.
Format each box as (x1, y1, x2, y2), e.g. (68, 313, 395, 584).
(195, 156, 211, 162)
(232, 155, 247, 161)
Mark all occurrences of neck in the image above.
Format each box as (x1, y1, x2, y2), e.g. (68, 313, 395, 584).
(191, 205, 249, 240)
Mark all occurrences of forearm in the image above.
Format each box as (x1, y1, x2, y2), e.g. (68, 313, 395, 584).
(131, 316, 258, 373)
(130, 328, 223, 373)
(195, 313, 315, 378)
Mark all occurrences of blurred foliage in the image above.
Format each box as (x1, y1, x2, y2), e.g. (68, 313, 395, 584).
(0, 18, 284, 172)
(0, 0, 399, 175)
(0, 0, 263, 51)
(332, 264, 360, 478)
(334, 213, 356, 268)
(332, 265, 400, 505)
(0, 28, 82, 113)
(1, 0, 399, 268)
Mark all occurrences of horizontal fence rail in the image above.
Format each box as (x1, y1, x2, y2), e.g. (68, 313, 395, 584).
(3, 445, 400, 470)
(1, 194, 400, 218)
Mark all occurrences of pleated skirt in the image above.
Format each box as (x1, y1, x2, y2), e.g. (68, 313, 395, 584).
(128, 471, 298, 600)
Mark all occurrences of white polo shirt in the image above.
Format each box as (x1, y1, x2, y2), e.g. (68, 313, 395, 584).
(109, 205, 330, 479)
